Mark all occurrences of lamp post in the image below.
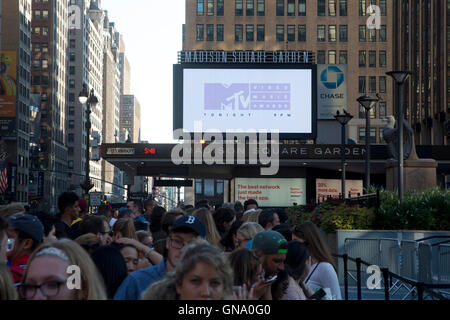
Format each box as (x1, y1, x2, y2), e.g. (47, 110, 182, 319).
(78, 84, 98, 201)
(357, 94, 379, 194)
(386, 71, 412, 203)
(334, 110, 353, 199)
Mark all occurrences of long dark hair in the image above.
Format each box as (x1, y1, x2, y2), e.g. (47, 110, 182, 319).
(91, 245, 128, 299)
(285, 241, 310, 281)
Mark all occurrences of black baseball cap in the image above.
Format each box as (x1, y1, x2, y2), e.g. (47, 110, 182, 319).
(171, 215, 206, 238)
(8, 213, 44, 244)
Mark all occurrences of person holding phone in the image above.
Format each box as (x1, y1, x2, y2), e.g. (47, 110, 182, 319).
(249, 230, 288, 300)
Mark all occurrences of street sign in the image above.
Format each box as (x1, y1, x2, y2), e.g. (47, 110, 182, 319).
(153, 180, 193, 187)
(90, 192, 103, 207)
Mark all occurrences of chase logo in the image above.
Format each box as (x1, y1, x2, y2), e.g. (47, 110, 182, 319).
(320, 66, 344, 89)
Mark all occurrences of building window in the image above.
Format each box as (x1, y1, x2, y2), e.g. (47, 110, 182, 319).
(246, 24, 254, 41)
(235, 24, 243, 42)
(196, 24, 204, 41)
(339, 25, 347, 42)
(379, 76, 386, 93)
(369, 76, 377, 93)
(359, 0, 366, 16)
(368, 29, 376, 42)
(380, 0, 386, 15)
(42, 10, 48, 19)
(379, 51, 386, 67)
(358, 128, 377, 144)
(359, 25, 366, 42)
(369, 51, 376, 67)
(69, 120, 75, 129)
(380, 25, 387, 42)
(317, 25, 325, 42)
(70, 53, 75, 61)
(217, 0, 224, 15)
(298, 0, 306, 16)
(34, 10, 40, 19)
(69, 106, 75, 116)
(69, 93, 75, 102)
(195, 179, 202, 194)
(33, 27, 40, 35)
(379, 128, 384, 143)
(207, 0, 214, 15)
(298, 25, 306, 42)
(69, 79, 75, 88)
(257, 0, 265, 16)
(42, 27, 48, 36)
(217, 24, 224, 41)
(359, 76, 366, 93)
(197, 0, 204, 15)
(359, 51, 366, 67)
(206, 24, 214, 41)
(246, 0, 254, 16)
(379, 102, 386, 118)
(236, 0, 243, 16)
(70, 39, 76, 48)
(339, 0, 347, 16)
(69, 66, 75, 75)
(276, 0, 284, 16)
(276, 25, 284, 42)
(287, 25, 295, 42)
(339, 50, 347, 64)
(329, 0, 336, 16)
(204, 179, 214, 197)
(317, 0, 325, 16)
(68, 134, 74, 143)
(328, 25, 336, 42)
(317, 50, 325, 64)
(328, 50, 336, 64)
(287, 0, 295, 16)
(41, 60, 48, 69)
(33, 60, 40, 68)
(257, 25, 265, 41)
(216, 180, 224, 195)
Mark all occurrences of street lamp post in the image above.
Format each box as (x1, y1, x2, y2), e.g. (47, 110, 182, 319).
(78, 84, 98, 201)
(357, 94, 379, 194)
(386, 71, 412, 203)
(334, 110, 353, 199)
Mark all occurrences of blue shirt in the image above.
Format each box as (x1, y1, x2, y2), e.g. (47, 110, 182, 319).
(114, 258, 167, 300)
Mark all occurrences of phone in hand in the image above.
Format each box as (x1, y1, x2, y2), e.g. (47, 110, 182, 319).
(308, 288, 327, 300)
(264, 275, 277, 283)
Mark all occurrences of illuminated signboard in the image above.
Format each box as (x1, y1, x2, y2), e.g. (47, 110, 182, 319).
(316, 179, 363, 201)
(235, 178, 306, 207)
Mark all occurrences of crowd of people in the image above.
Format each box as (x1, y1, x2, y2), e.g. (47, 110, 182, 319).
(0, 193, 341, 300)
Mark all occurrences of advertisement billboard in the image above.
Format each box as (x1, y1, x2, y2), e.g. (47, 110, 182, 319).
(235, 178, 306, 207)
(0, 51, 17, 137)
(317, 64, 348, 120)
(174, 64, 317, 140)
(316, 178, 363, 201)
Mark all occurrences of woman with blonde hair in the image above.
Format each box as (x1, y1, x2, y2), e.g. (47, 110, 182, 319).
(241, 209, 262, 223)
(142, 238, 234, 300)
(19, 238, 107, 300)
(112, 218, 137, 241)
(235, 222, 264, 249)
(0, 263, 17, 300)
(192, 208, 222, 249)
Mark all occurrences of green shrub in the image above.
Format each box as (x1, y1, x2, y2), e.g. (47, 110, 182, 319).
(320, 204, 375, 233)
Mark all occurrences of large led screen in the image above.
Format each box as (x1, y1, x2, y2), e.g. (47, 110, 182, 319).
(174, 65, 316, 140)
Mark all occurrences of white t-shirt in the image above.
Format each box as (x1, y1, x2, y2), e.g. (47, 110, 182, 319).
(304, 262, 342, 300)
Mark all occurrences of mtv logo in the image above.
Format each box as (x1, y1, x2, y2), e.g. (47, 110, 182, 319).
(204, 83, 249, 110)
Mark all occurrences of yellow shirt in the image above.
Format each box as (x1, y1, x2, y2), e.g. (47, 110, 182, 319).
(71, 218, 82, 226)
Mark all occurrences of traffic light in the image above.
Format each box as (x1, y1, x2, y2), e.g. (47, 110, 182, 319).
(29, 174, 34, 184)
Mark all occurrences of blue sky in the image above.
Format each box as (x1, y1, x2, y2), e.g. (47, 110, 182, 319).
(102, 0, 186, 143)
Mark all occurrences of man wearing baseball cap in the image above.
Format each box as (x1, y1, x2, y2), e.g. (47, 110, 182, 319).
(114, 215, 206, 300)
(252, 230, 288, 279)
(6, 213, 44, 284)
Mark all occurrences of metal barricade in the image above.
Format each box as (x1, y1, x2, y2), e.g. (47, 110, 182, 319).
(380, 239, 401, 274)
(438, 244, 450, 284)
(418, 243, 433, 283)
(344, 238, 381, 266)
(400, 240, 418, 280)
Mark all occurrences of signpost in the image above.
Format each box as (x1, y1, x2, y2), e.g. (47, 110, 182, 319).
(89, 192, 103, 207)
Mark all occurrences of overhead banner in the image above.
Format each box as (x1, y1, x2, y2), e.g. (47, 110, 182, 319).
(317, 64, 347, 119)
(316, 178, 363, 201)
(235, 178, 306, 207)
(0, 51, 17, 137)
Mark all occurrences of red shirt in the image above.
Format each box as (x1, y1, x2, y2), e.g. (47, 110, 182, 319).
(8, 255, 30, 284)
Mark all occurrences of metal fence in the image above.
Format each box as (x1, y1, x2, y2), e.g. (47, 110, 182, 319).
(341, 236, 450, 300)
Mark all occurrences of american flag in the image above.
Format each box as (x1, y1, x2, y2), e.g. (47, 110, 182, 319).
(0, 160, 8, 194)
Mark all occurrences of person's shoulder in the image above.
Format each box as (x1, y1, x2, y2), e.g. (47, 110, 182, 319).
(317, 262, 335, 272)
